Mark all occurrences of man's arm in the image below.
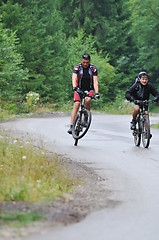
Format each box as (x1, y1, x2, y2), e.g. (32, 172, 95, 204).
(150, 84, 159, 97)
(93, 75, 99, 93)
(125, 83, 136, 101)
(72, 73, 77, 88)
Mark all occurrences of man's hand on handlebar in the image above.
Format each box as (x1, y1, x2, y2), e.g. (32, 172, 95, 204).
(151, 97, 158, 103)
(94, 93, 100, 100)
(130, 97, 134, 102)
(73, 87, 100, 99)
(73, 87, 82, 94)
(73, 87, 78, 91)
(133, 100, 141, 104)
(73, 87, 89, 96)
(133, 99, 156, 105)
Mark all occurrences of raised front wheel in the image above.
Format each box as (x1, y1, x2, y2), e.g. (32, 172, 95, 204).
(72, 109, 92, 140)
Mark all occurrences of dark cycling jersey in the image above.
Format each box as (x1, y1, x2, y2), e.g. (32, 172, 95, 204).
(73, 63, 98, 91)
(125, 81, 159, 101)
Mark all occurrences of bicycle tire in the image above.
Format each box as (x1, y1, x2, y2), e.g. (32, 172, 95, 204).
(74, 129, 79, 146)
(72, 109, 92, 140)
(134, 120, 141, 147)
(74, 139, 78, 146)
(142, 115, 150, 148)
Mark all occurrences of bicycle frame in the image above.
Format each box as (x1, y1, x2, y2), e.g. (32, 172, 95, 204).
(136, 101, 148, 129)
(80, 91, 88, 112)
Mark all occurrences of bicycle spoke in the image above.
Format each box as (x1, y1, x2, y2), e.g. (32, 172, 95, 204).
(72, 110, 92, 140)
(133, 120, 141, 147)
(142, 116, 150, 148)
(131, 100, 154, 148)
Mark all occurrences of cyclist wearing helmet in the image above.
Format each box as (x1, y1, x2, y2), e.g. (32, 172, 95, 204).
(125, 71, 159, 130)
(68, 54, 100, 134)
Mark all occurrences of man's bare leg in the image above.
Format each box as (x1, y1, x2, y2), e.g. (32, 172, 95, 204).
(70, 101, 80, 125)
(131, 105, 139, 130)
(85, 97, 91, 111)
(132, 105, 140, 120)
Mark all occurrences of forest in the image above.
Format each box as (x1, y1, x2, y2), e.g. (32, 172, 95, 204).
(0, 0, 159, 113)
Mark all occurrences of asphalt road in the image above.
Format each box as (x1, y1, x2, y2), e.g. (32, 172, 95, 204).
(2, 113, 159, 240)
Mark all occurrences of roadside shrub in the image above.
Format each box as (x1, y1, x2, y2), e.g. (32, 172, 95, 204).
(25, 91, 40, 112)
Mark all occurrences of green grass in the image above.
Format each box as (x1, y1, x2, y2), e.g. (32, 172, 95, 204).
(0, 127, 80, 228)
(149, 105, 159, 114)
(0, 130, 78, 203)
(91, 98, 132, 115)
(0, 210, 43, 227)
(151, 123, 159, 129)
(0, 108, 14, 121)
(0, 101, 73, 121)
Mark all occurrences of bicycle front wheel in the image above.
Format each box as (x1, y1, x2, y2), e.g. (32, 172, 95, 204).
(72, 109, 92, 140)
(142, 115, 150, 148)
(133, 120, 141, 147)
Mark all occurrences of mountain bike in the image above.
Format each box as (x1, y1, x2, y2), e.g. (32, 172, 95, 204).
(132, 99, 154, 148)
(72, 89, 95, 146)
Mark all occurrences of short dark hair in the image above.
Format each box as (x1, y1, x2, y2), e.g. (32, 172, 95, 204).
(82, 54, 90, 60)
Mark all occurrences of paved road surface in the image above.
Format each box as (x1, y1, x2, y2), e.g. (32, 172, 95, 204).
(2, 113, 159, 240)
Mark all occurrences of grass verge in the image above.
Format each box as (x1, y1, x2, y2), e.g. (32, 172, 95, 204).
(151, 123, 159, 129)
(0, 128, 79, 227)
(0, 130, 77, 202)
(0, 210, 43, 227)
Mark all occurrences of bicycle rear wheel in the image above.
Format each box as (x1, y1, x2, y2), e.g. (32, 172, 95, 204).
(142, 115, 150, 148)
(133, 120, 141, 146)
(72, 109, 91, 140)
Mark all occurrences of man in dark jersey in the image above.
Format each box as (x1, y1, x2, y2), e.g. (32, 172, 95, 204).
(68, 54, 99, 134)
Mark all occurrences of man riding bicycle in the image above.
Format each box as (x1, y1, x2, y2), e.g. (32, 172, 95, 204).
(68, 54, 100, 134)
(125, 71, 159, 131)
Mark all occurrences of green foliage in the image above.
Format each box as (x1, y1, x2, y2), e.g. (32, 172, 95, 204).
(0, 0, 159, 111)
(128, 0, 159, 85)
(0, 23, 28, 101)
(57, 0, 134, 67)
(0, 210, 43, 227)
(0, 1, 23, 31)
(26, 91, 39, 106)
(66, 30, 97, 68)
(91, 53, 116, 102)
(92, 94, 132, 114)
(20, 91, 40, 113)
(0, 0, 68, 103)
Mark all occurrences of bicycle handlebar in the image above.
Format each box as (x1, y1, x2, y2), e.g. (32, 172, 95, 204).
(134, 99, 155, 105)
(76, 88, 96, 99)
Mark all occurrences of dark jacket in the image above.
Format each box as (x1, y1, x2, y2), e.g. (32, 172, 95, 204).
(125, 81, 159, 101)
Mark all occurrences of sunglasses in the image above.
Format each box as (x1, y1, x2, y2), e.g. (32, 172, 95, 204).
(83, 55, 90, 60)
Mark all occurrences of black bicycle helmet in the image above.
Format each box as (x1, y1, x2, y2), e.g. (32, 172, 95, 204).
(138, 71, 148, 80)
